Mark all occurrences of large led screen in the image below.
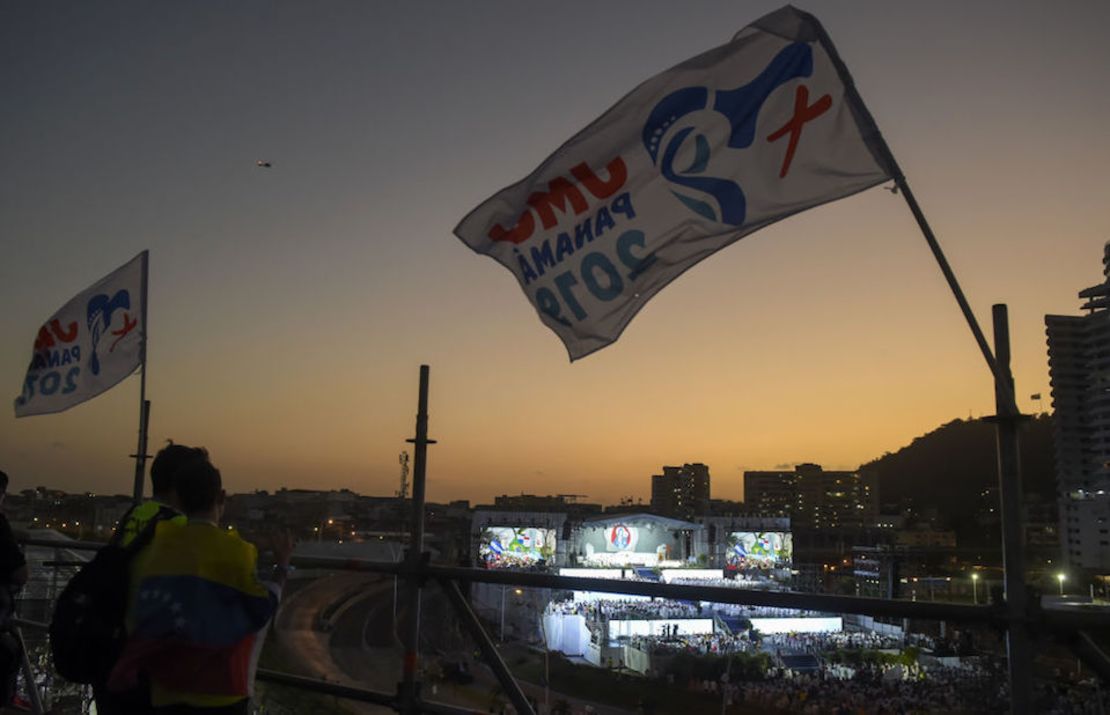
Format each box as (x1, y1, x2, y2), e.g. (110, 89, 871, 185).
(749, 617, 842, 634)
(726, 532, 792, 569)
(580, 521, 677, 566)
(479, 526, 556, 568)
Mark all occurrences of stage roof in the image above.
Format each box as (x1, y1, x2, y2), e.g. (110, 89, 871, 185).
(580, 513, 702, 531)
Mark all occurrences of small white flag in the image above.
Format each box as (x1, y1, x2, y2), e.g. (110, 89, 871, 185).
(14, 251, 147, 417)
(455, 6, 893, 360)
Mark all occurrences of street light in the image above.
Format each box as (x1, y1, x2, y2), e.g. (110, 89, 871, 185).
(1057, 572, 1066, 596)
(971, 573, 980, 605)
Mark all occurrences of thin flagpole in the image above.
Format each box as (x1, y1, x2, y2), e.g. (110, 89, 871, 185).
(401, 365, 436, 713)
(130, 251, 150, 504)
(804, 12, 1017, 414)
(803, 12, 1031, 713)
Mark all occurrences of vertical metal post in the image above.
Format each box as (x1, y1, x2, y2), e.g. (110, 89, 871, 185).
(130, 399, 150, 504)
(991, 305, 1033, 714)
(809, 11, 1018, 414)
(400, 365, 434, 713)
(540, 615, 550, 713)
(131, 251, 150, 505)
(440, 579, 536, 715)
(49, 549, 59, 602)
(15, 628, 44, 715)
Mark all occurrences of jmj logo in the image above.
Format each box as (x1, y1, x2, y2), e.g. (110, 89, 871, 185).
(642, 42, 831, 226)
(86, 289, 137, 376)
(609, 525, 633, 550)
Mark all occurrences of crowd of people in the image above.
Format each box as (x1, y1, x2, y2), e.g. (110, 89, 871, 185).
(546, 594, 827, 624)
(0, 457, 1102, 715)
(714, 601, 823, 619)
(760, 631, 905, 655)
(632, 633, 1105, 714)
(622, 628, 908, 659)
(725, 662, 1010, 714)
(629, 631, 755, 656)
(666, 575, 783, 590)
(479, 550, 549, 570)
(547, 597, 702, 621)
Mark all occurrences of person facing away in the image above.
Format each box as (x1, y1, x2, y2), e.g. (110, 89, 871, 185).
(0, 471, 28, 604)
(109, 449, 293, 714)
(112, 441, 194, 548)
(95, 442, 195, 715)
(0, 470, 27, 707)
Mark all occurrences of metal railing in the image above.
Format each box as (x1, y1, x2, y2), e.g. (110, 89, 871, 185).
(14, 364, 1110, 714)
(16, 535, 1110, 714)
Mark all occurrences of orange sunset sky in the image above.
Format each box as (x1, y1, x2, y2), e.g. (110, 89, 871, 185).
(2, 1, 1108, 505)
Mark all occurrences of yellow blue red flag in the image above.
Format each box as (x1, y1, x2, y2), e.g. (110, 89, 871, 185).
(109, 521, 277, 698)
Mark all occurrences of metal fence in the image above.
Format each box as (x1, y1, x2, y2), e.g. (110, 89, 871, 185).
(13, 363, 1110, 714)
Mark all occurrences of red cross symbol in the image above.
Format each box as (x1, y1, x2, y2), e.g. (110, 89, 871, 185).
(766, 85, 832, 178)
(109, 313, 138, 352)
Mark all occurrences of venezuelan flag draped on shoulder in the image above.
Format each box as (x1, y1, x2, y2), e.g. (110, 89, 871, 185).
(108, 521, 277, 702)
(454, 6, 894, 360)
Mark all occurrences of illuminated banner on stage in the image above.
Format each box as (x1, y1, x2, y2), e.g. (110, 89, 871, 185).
(660, 569, 723, 582)
(479, 526, 556, 568)
(726, 531, 792, 569)
(608, 619, 715, 639)
(750, 616, 842, 634)
(573, 591, 651, 603)
(606, 524, 638, 552)
(583, 549, 669, 567)
(559, 568, 623, 580)
(581, 520, 676, 566)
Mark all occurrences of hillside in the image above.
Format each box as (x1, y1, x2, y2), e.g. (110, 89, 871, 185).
(858, 414, 1056, 531)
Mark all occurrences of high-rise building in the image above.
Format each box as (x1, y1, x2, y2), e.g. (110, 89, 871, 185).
(1046, 243, 1110, 573)
(650, 463, 711, 519)
(743, 469, 796, 518)
(743, 463, 878, 530)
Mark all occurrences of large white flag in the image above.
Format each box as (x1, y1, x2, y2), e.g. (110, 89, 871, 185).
(455, 6, 894, 360)
(14, 251, 147, 417)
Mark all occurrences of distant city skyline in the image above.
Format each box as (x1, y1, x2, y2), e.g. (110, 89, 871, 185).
(3, 1, 1108, 505)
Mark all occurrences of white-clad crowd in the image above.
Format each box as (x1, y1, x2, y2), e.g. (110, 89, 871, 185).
(546, 596, 823, 622)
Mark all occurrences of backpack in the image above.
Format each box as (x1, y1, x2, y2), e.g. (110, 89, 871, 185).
(49, 505, 170, 684)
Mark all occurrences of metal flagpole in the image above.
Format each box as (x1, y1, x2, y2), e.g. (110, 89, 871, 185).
(130, 251, 151, 504)
(989, 305, 1034, 713)
(805, 12, 1031, 712)
(130, 398, 150, 504)
(807, 15, 1015, 409)
(400, 365, 435, 713)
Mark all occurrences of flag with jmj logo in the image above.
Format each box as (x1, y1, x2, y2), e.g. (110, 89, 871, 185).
(455, 6, 893, 360)
(14, 251, 147, 417)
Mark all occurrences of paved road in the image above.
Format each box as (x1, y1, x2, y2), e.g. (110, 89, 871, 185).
(272, 572, 396, 713)
(273, 572, 636, 715)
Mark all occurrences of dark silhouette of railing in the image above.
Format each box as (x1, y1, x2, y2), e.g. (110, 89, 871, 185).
(15, 364, 1110, 714)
